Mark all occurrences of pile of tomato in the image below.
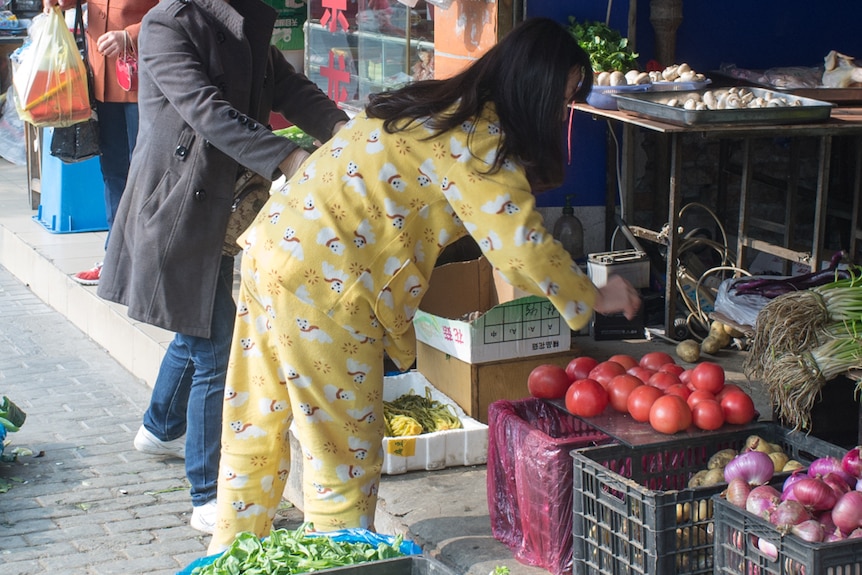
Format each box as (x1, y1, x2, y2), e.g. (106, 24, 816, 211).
(526, 351, 757, 435)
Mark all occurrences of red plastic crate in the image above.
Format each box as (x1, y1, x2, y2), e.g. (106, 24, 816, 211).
(571, 423, 845, 575)
(714, 494, 862, 575)
(487, 398, 611, 575)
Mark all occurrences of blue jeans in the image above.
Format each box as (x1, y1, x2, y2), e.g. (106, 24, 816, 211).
(95, 101, 139, 234)
(142, 255, 236, 506)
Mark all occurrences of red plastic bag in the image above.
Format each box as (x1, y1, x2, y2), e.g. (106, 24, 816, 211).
(12, 7, 91, 127)
(486, 398, 611, 575)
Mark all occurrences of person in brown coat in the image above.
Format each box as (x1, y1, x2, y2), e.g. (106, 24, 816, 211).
(43, 0, 159, 285)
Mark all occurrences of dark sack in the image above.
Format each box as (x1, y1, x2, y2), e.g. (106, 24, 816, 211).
(49, 116, 100, 163)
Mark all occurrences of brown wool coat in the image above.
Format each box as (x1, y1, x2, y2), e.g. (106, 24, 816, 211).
(97, 0, 348, 337)
(84, 0, 159, 103)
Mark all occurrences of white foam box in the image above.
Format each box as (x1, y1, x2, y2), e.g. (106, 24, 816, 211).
(379, 371, 488, 474)
(413, 257, 571, 364)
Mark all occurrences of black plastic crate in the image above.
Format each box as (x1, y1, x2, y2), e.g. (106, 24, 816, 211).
(714, 494, 862, 575)
(571, 423, 845, 575)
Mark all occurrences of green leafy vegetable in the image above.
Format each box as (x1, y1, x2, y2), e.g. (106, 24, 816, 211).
(567, 17, 639, 73)
(274, 126, 317, 153)
(191, 523, 405, 575)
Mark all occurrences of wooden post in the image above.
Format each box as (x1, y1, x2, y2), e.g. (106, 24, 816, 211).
(649, 0, 683, 67)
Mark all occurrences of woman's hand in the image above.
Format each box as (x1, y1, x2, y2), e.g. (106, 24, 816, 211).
(278, 148, 310, 181)
(42, 0, 75, 13)
(97, 30, 128, 58)
(592, 274, 642, 320)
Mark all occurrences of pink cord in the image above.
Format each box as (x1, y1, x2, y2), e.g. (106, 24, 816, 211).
(567, 104, 575, 165)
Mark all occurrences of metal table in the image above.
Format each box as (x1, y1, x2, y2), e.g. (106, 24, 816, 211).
(574, 103, 862, 332)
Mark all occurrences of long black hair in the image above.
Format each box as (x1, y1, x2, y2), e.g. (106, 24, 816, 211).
(365, 17, 592, 190)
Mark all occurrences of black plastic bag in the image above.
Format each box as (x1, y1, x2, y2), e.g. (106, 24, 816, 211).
(49, 115, 100, 163)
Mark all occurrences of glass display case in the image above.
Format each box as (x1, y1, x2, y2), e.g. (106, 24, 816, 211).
(305, 0, 434, 109)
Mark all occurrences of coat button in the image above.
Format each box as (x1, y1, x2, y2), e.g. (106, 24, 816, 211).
(228, 109, 238, 119)
(238, 116, 248, 125)
(194, 189, 207, 201)
(175, 145, 188, 157)
(203, 140, 212, 148)
(248, 122, 259, 131)
(217, 31, 226, 43)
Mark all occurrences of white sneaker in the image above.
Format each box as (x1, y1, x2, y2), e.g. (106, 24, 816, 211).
(191, 499, 218, 534)
(133, 426, 185, 459)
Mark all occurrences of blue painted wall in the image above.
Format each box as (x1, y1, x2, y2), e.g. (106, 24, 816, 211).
(527, 0, 862, 209)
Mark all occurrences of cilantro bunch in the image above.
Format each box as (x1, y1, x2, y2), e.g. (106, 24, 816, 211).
(567, 17, 640, 73)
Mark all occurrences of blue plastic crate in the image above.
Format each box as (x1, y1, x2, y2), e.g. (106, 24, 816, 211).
(33, 128, 107, 233)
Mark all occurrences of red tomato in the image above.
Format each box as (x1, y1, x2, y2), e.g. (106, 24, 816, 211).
(689, 362, 726, 395)
(659, 363, 686, 376)
(608, 354, 639, 370)
(687, 389, 716, 409)
(720, 391, 757, 425)
(527, 364, 571, 399)
(627, 366, 656, 383)
(716, 383, 744, 401)
(640, 351, 676, 371)
(692, 399, 726, 431)
(665, 383, 691, 400)
(565, 379, 609, 418)
(649, 394, 692, 434)
(647, 371, 682, 391)
(607, 374, 644, 413)
(588, 361, 627, 389)
(566, 356, 599, 382)
(627, 385, 664, 422)
(679, 369, 692, 385)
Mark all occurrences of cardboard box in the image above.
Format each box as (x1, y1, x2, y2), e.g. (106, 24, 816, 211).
(413, 257, 571, 364)
(416, 340, 578, 424)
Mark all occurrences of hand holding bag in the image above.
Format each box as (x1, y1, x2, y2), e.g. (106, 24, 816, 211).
(49, 0, 99, 163)
(223, 169, 272, 256)
(116, 32, 137, 92)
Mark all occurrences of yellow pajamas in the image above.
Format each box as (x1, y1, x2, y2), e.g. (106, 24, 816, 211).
(212, 104, 599, 550)
(212, 255, 386, 547)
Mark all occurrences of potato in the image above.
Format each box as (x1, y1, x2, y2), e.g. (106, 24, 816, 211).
(676, 339, 701, 363)
(700, 336, 722, 355)
(783, 459, 805, 472)
(708, 448, 738, 470)
(769, 451, 789, 473)
(688, 469, 708, 488)
(701, 467, 725, 486)
(709, 322, 732, 347)
(744, 435, 772, 453)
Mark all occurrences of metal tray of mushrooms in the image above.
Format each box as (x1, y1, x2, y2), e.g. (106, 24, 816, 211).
(614, 86, 834, 126)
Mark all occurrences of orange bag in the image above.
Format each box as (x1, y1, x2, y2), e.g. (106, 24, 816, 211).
(12, 7, 91, 127)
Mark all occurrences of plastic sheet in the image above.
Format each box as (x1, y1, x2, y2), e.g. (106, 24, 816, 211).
(486, 398, 610, 575)
(713, 276, 774, 329)
(0, 88, 25, 165)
